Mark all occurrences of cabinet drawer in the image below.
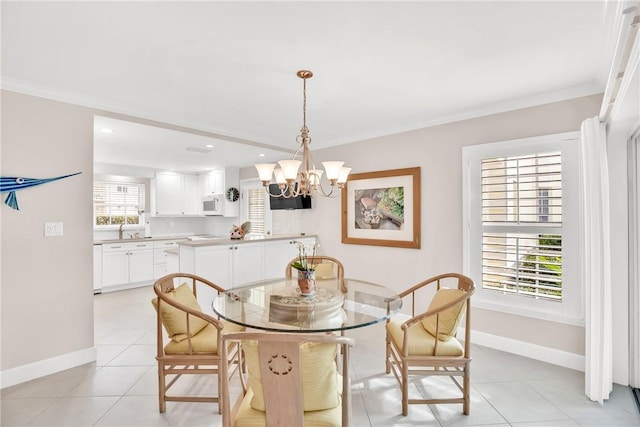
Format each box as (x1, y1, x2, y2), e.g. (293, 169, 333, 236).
(153, 240, 182, 248)
(154, 248, 170, 262)
(103, 242, 154, 252)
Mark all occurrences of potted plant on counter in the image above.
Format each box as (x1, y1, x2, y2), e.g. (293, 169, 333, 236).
(291, 240, 317, 296)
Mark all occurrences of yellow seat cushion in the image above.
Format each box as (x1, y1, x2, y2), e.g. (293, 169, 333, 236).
(420, 288, 467, 341)
(314, 262, 335, 280)
(386, 320, 463, 356)
(233, 386, 341, 427)
(242, 340, 339, 412)
(151, 283, 209, 342)
(164, 320, 244, 354)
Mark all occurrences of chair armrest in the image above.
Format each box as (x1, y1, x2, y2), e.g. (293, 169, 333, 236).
(400, 291, 471, 331)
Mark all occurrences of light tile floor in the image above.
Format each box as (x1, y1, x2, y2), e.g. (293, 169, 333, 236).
(2, 285, 640, 426)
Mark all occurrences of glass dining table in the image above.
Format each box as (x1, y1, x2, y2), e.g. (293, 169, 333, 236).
(212, 277, 402, 333)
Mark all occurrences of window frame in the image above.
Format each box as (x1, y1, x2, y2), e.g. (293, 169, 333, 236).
(240, 178, 272, 235)
(462, 131, 583, 325)
(93, 180, 146, 229)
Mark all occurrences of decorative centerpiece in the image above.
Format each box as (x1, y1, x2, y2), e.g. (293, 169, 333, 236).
(291, 240, 317, 296)
(230, 221, 251, 240)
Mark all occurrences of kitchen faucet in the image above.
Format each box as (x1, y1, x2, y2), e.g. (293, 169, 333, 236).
(118, 224, 124, 240)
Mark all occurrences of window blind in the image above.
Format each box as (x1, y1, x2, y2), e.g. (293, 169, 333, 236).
(247, 188, 266, 234)
(93, 181, 144, 226)
(481, 151, 563, 301)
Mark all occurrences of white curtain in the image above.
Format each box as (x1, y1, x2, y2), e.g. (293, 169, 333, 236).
(581, 117, 612, 403)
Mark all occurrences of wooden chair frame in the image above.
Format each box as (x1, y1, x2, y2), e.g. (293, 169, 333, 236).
(153, 273, 243, 413)
(221, 332, 355, 427)
(285, 255, 346, 293)
(385, 273, 475, 416)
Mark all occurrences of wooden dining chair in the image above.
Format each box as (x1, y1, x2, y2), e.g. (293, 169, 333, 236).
(285, 255, 346, 293)
(152, 273, 244, 413)
(385, 273, 475, 416)
(220, 332, 355, 427)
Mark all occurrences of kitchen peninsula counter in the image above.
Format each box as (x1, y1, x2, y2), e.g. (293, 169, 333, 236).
(179, 234, 317, 290)
(178, 233, 316, 247)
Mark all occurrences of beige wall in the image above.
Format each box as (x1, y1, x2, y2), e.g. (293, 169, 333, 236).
(1, 91, 95, 374)
(262, 94, 602, 358)
(1, 89, 601, 385)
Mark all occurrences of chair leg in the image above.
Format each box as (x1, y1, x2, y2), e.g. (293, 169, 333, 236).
(158, 363, 166, 413)
(401, 360, 408, 416)
(463, 361, 470, 415)
(385, 335, 391, 374)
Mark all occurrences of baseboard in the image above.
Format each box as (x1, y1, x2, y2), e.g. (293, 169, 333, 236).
(460, 327, 585, 372)
(0, 346, 97, 389)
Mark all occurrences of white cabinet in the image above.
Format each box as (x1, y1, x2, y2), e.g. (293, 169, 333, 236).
(181, 241, 264, 289)
(181, 174, 200, 215)
(179, 237, 316, 294)
(154, 172, 181, 215)
(197, 168, 240, 217)
(232, 242, 265, 285)
(264, 237, 316, 280)
(198, 170, 224, 196)
(153, 239, 184, 279)
(93, 244, 103, 294)
(102, 242, 154, 290)
(152, 172, 200, 216)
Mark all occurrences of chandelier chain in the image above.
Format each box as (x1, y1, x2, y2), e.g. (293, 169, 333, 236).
(302, 75, 307, 132)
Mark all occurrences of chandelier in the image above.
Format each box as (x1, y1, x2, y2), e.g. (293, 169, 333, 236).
(254, 70, 350, 198)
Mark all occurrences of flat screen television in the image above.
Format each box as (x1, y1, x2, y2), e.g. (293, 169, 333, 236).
(269, 184, 312, 210)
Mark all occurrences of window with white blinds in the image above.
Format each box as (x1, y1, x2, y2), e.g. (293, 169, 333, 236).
(247, 187, 266, 234)
(93, 181, 144, 227)
(481, 152, 563, 301)
(463, 132, 582, 323)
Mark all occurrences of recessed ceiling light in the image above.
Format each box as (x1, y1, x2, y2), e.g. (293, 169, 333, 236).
(259, 153, 265, 157)
(101, 128, 113, 133)
(205, 144, 214, 148)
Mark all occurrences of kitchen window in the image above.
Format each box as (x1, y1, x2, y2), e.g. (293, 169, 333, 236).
(93, 181, 145, 227)
(241, 180, 271, 235)
(463, 132, 583, 324)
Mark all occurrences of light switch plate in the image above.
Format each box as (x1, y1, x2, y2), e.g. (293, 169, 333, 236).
(44, 222, 63, 237)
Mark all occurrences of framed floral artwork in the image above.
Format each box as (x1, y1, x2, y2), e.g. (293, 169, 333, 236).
(341, 167, 421, 248)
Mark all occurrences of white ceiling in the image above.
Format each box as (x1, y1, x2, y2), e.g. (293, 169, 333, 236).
(1, 1, 614, 174)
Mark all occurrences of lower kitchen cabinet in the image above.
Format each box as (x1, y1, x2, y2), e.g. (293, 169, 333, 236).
(93, 244, 102, 294)
(179, 236, 316, 292)
(180, 241, 264, 315)
(263, 237, 316, 280)
(153, 240, 185, 279)
(102, 242, 154, 291)
(182, 241, 264, 289)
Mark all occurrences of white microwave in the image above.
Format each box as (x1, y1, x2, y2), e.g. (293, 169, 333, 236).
(202, 194, 223, 216)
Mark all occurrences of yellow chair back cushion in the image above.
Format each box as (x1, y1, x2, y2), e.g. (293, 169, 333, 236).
(314, 262, 335, 280)
(420, 287, 467, 341)
(151, 282, 209, 342)
(242, 340, 339, 412)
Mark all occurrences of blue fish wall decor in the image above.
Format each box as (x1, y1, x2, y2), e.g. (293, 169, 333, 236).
(0, 172, 82, 210)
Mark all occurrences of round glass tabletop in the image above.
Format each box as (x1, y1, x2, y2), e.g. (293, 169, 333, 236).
(212, 277, 402, 333)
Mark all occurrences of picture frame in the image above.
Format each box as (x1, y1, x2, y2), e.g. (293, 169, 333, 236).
(341, 167, 421, 249)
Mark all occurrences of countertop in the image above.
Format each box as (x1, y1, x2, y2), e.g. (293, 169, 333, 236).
(95, 233, 315, 246)
(179, 233, 315, 247)
(94, 235, 191, 245)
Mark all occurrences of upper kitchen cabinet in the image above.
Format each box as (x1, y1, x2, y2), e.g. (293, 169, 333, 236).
(199, 169, 224, 195)
(199, 167, 239, 217)
(151, 171, 200, 216)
